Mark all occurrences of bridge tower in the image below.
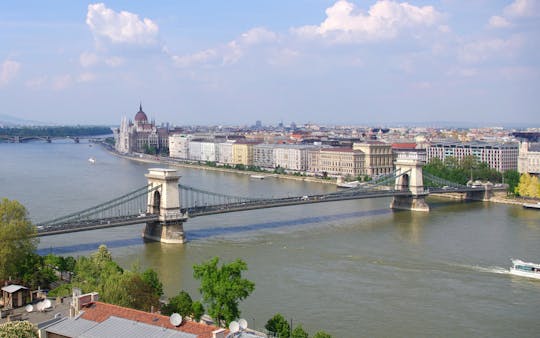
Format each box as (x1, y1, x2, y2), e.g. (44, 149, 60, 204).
(143, 168, 187, 243)
(390, 151, 430, 212)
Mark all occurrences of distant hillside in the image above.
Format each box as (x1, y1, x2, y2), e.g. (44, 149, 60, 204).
(0, 114, 49, 126)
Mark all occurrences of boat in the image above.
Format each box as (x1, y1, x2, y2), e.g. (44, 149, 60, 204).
(510, 259, 540, 279)
(337, 181, 360, 188)
(88, 157, 96, 164)
(523, 202, 540, 209)
(250, 175, 266, 179)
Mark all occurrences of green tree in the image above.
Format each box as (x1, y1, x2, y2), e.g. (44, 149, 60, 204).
(193, 257, 255, 327)
(192, 300, 205, 321)
(291, 325, 309, 338)
(313, 331, 332, 338)
(141, 268, 164, 297)
(162, 290, 193, 316)
(265, 313, 290, 338)
(0, 321, 38, 338)
(503, 170, 520, 195)
(0, 199, 38, 280)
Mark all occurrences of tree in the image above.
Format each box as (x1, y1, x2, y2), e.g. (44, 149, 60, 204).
(515, 173, 540, 198)
(265, 313, 290, 338)
(0, 320, 38, 338)
(141, 268, 164, 297)
(162, 291, 193, 317)
(291, 325, 309, 338)
(503, 170, 520, 195)
(192, 300, 205, 321)
(0, 199, 38, 280)
(313, 331, 332, 338)
(193, 257, 255, 327)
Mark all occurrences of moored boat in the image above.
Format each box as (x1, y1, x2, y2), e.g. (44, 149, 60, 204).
(88, 157, 96, 164)
(523, 202, 540, 209)
(250, 175, 265, 179)
(510, 259, 540, 279)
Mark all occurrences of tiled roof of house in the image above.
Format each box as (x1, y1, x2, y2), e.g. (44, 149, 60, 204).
(80, 302, 225, 338)
(392, 143, 417, 149)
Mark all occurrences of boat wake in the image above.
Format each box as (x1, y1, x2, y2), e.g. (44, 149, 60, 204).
(469, 265, 510, 275)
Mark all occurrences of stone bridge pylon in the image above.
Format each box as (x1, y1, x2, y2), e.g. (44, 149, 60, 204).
(390, 151, 430, 212)
(143, 168, 187, 243)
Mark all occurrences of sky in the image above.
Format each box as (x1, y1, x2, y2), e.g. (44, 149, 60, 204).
(0, 0, 539, 126)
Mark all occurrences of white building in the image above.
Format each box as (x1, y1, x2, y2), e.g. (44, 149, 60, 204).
(427, 141, 519, 172)
(273, 145, 310, 171)
(518, 141, 540, 175)
(253, 143, 275, 169)
(217, 140, 235, 165)
(200, 141, 217, 162)
(169, 134, 190, 159)
(188, 140, 203, 161)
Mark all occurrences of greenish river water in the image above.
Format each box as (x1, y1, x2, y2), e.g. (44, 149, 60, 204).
(1, 141, 539, 337)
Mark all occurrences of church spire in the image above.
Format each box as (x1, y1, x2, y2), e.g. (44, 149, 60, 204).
(139, 102, 143, 112)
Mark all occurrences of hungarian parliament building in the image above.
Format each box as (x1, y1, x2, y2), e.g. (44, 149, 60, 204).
(113, 104, 169, 154)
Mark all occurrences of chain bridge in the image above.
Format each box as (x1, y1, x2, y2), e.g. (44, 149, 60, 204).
(35, 152, 505, 243)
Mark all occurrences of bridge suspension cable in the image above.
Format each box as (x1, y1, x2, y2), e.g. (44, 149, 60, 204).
(37, 184, 161, 229)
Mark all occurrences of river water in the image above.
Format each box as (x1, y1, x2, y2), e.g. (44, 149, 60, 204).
(1, 141, 539, 337)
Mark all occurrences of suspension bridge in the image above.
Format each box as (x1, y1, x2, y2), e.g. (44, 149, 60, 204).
(35, 152, 505, 243)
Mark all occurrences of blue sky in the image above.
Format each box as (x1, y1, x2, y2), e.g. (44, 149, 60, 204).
(0, 0, 539, 126)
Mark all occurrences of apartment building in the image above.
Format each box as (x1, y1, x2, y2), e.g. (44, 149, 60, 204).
(427, 141, 519, 172)
(188, 139, 203, 161)
(200, 141, 217, 162)
(232, 141, 258, 166)
(273, 145, 310, 171)
(168, 134, 190, 159)
(253, 143, 275, 169)
(217, 140, 235, 165)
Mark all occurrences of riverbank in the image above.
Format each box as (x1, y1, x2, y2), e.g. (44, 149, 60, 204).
(104, 146, 336, 185)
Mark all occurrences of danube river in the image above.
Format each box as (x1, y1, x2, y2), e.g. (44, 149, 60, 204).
(1, 141, 539, 337)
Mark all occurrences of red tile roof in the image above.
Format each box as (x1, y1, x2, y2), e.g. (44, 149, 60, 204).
(80, 302, 225, 338)
(392, 143, 417, 149)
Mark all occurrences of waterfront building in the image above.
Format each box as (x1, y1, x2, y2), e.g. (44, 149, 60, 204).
(427, 141, 519, 172)
(518, 140, 540, 175)
(353, 141, 394, 176)
(169, 134, 190, 159)
(113, 104, 168, 154)
(273, 144, 311, 172)
(200, 140, 217, 162)
(307, 147, 322, 174)
(232, 141, 258, 166)
(253, 143, 275, 169)
(319, 148, 365, 177)
(188, 139, 203, 161)
(217, 140, 235, 165)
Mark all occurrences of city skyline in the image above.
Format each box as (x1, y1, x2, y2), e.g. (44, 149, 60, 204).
(1, 0, 539, 125)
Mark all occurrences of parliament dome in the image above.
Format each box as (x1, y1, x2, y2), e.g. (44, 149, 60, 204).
(134, 103, 148, 122)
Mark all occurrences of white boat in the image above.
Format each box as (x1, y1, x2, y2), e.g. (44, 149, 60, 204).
(250, 175, 266, 179)
(510, 259, 540, 279)
(523, 202, 540, 209)
(337, 180, 360, 188)
(88, 157, 96, 164)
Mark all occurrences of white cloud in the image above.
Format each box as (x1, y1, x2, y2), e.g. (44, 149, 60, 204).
(172, 49, 218, 68)
(488, 15, 511, 28)
(80, 52, 99, 67)
(458, 36, 523, 63)
(52, 74, 73, 90)
(86, 3, 159, 45)
(78, 72, 97, 83)
(504, 0, 540, 17)
(25, 76, 47, 88)
(105, 56, 124, 67)
(293, 0, 442, 43)
(0, 60, 21, 86)
(172, 27, 277, 67)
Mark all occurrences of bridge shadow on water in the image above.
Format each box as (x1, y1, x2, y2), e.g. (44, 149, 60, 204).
(38, 209, 391, 255)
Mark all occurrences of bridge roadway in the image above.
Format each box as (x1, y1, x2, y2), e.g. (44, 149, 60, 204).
(36, 185, 501, 237)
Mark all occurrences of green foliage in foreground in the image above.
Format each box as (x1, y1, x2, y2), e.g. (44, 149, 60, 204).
(193, 257, 255, 327)
(0, 198, 38, 281)
(0, 321, 38, 338)
(265, 313, 291, 338)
